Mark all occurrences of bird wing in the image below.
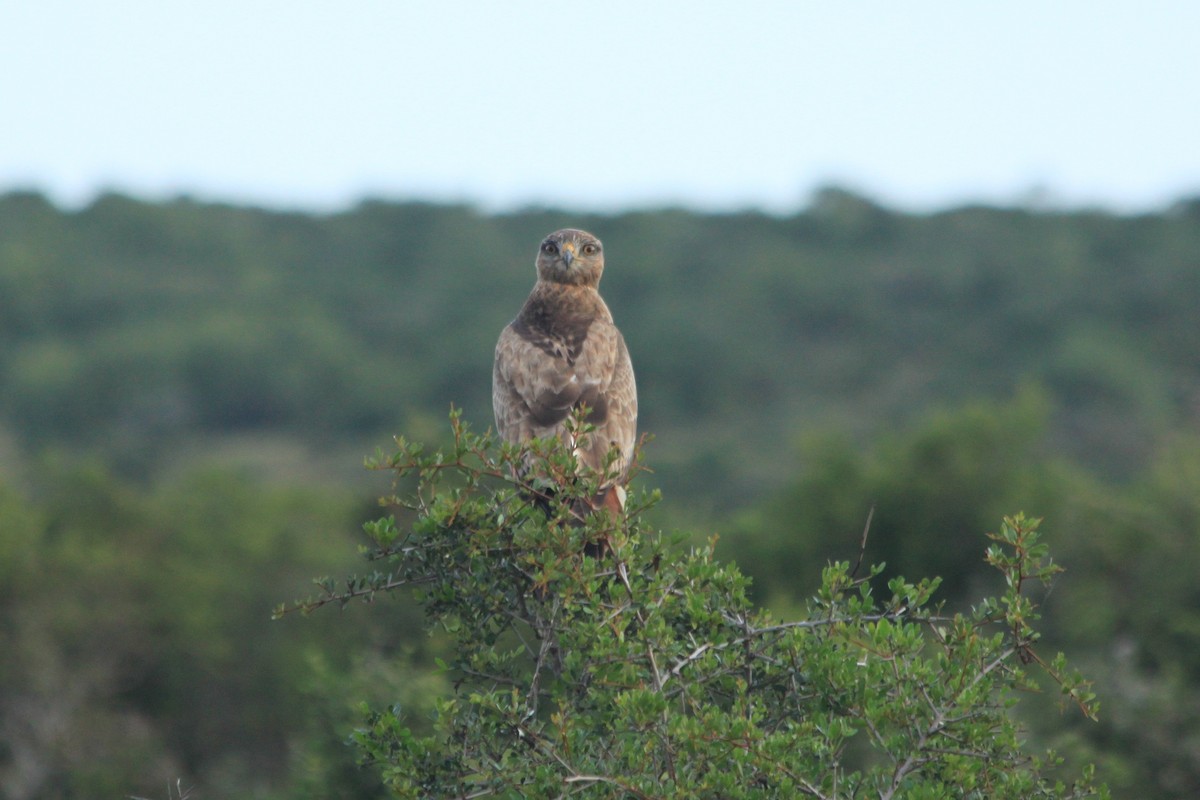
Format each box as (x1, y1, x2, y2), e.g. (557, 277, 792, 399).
(601, 331, 638, 473)
(493, 322, 582, 444)
(564, 320, 638, 477)
(493, 316, 637, 480)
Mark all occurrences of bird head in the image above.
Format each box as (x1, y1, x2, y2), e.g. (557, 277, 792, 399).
(535, 229, 604, 287)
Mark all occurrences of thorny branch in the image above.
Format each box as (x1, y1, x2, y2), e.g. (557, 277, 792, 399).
(298, 412, 1103, 798)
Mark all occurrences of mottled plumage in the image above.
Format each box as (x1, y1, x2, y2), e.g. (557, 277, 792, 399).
(493, 229, 637, 509)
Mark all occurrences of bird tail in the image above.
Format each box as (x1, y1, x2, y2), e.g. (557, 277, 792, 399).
(521, 481, 625, 557)
(566, 482, 624, 518)
(528, 482, 624, 521)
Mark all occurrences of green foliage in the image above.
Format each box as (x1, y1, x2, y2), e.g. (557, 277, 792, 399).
(286, 412, 1105, 799)
(2, 190, 1199, 493)
(0, 461, 403, 800)
(735, 395, 1200, 798)
(1032, 433, 1200, 798)
(732, 389, 1064, 603)
(2, 191, 1197, 796)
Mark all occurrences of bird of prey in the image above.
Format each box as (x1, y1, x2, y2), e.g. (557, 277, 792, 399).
(493, 228, 638, 514)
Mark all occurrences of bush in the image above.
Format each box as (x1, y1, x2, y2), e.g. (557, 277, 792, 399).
(282, 411, 1106, 799)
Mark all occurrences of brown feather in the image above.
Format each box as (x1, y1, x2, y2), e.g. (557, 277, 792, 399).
(493, 229, 638, 507)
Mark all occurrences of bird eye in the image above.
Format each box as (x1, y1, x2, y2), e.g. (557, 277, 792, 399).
(541, 241, 558, 254)
(582, 243, 599, 255)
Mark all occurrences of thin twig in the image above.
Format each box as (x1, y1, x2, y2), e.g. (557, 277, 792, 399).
(850, 504, 876, 579)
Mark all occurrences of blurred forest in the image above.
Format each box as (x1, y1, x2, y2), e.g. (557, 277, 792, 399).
(1, 187, 1199, 798)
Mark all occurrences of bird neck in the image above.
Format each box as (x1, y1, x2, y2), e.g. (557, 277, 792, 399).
(523, 282, 611, 323)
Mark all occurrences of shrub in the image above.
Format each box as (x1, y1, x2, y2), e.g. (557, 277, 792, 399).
(281, 410, 1106, 799)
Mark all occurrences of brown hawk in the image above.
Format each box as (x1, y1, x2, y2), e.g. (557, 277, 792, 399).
(492, 228, 638, 514)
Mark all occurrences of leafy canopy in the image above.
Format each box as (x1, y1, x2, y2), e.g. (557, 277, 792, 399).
(281, 410, 1105, 799)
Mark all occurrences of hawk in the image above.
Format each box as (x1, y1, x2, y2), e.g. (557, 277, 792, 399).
(493, 228, 638, 514)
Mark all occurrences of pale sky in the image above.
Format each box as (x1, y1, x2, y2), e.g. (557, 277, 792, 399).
(3, 1, 1198, 213)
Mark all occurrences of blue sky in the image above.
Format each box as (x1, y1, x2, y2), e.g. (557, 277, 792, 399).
(4, 1, 1198, 213)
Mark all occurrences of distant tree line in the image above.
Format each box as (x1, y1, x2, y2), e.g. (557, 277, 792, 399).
(1, 188, 1198, 797)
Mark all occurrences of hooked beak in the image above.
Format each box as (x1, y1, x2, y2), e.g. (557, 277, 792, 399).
(561, 242, 576, 267)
